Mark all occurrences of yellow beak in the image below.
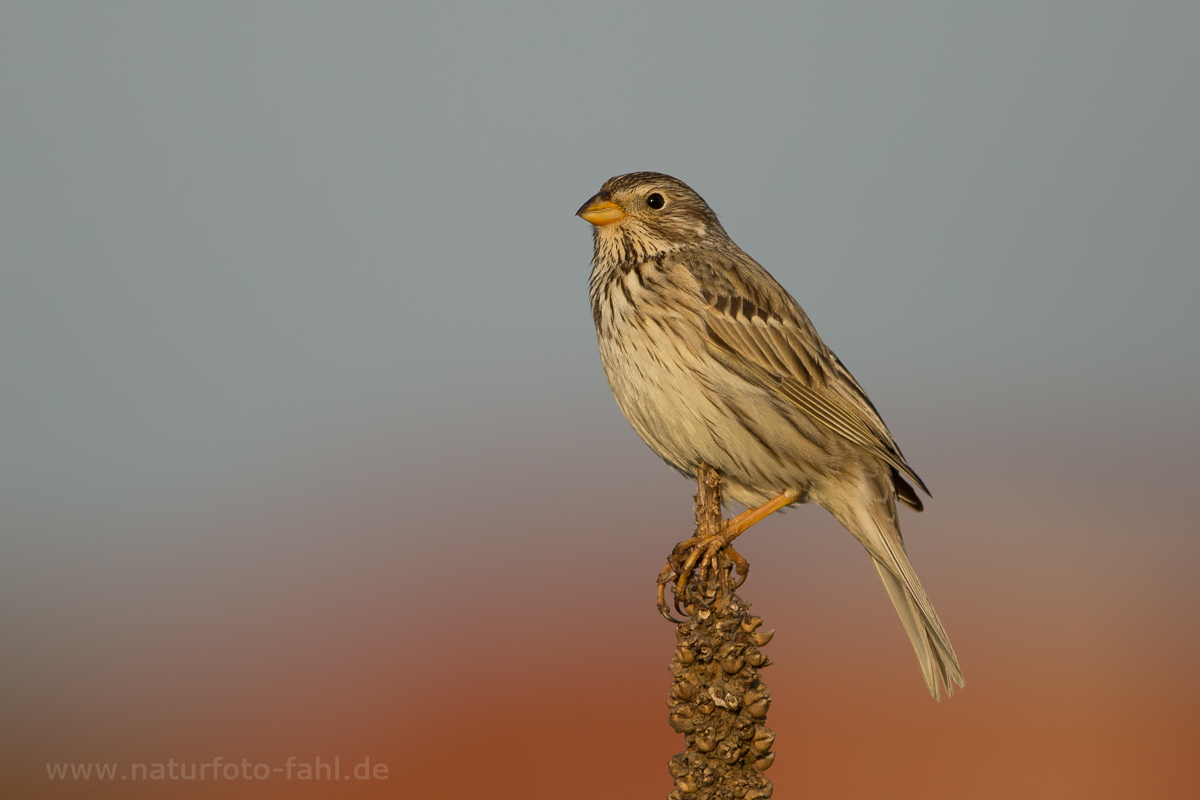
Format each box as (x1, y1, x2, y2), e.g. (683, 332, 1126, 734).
(576, 194, 626, 226)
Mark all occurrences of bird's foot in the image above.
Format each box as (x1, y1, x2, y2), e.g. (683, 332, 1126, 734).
(656, 526, 749, 623)
(656, 487, 801, 623)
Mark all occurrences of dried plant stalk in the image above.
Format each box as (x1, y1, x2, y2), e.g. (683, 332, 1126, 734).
(665, 463, 776, 800)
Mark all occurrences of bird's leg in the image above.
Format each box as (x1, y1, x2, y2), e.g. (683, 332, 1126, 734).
(659, 488, 801, 620)
(681, 488, 800, 593)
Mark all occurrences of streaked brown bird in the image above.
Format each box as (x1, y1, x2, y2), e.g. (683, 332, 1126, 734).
(577, 172, 964, 699)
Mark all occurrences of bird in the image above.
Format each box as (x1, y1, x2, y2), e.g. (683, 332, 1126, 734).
(577, 171, 964, 699)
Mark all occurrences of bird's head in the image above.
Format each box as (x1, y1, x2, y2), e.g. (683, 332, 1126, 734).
(576, 172, 725, 263)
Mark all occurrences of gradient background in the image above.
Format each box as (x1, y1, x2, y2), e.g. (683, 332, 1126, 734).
(3, 3, 1198, 798)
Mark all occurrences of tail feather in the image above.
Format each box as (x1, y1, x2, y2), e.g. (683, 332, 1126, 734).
(871, 558, 963, 699)
(833, 487, 964, 699)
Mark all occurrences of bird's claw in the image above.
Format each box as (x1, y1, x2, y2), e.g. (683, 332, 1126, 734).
(656, 528, 749, 623)
(656, 562, 684, 623)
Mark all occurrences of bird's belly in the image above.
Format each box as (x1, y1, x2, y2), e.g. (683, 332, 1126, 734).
(598, 316, 825, 508)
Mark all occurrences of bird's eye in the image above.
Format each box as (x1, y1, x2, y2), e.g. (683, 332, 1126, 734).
(646, 193, 665, 210)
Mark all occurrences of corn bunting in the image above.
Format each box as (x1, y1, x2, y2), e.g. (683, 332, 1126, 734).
(578, 172, 963, 699)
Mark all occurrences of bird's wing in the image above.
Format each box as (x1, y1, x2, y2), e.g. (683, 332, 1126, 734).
(697, 274, 929, 497)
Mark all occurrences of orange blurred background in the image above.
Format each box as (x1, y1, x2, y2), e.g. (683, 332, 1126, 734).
(5, 422, 1198, 799)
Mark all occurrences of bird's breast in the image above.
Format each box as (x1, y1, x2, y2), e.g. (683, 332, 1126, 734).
(588, 258, 839, 508)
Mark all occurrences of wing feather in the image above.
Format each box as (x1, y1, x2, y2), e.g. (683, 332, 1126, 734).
(701, 294, 929, 496)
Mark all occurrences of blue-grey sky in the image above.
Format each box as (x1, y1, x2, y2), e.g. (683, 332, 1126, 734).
(3, 3, 1197, 521)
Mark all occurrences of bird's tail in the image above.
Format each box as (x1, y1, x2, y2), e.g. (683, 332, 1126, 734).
(831, 487, 964, 700)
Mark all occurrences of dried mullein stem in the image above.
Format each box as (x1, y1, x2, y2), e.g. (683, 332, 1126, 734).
(666, 463, 775, 800)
